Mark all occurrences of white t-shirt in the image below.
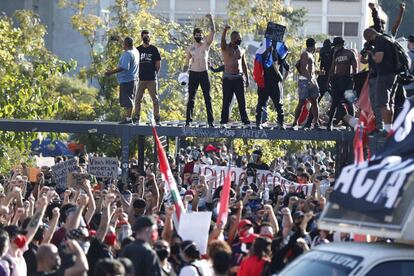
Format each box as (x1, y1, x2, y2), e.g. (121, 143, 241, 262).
(179, 259, 212, 276)
(3, 246, 28, 276)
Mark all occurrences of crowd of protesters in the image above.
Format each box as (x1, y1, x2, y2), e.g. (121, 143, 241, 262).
(0, 142, 343, 276)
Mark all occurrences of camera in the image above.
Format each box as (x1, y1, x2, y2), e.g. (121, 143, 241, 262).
(360, 42, 374, 56)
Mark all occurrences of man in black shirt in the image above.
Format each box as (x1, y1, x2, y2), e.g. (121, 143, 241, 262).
(135, 30, 162, 124)
(119, 216, 162, 276)
(364, 28, 397, 132)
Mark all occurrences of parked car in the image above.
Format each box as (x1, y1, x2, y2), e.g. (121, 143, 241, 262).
(277, 242, 414, 276)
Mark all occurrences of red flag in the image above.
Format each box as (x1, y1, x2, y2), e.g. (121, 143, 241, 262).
(353, 123, 365, 164)
(357, 77, 376, 133)
(216, 168, 232, 227)
(152, 126, 185, 223)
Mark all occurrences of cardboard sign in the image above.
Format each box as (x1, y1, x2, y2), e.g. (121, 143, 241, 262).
(35, 156, 55, 168)
(87, 157, 118, 178)
(67, 172, 90, 191)
(265, 22, 286, 43)
(194, 164, 329, 196)
(51, 159, 78, 189)
(178, 212, 212, 255)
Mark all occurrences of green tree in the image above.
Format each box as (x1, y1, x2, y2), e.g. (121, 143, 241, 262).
(0, 11, 76, 155)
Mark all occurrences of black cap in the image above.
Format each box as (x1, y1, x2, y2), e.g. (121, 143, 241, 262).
(133, 216, 156, 232)
(323, 39, 332, 48)
(332, 37, 345, 46)
(133, 198, 147, 209)
(408, 35, 414, 43)
(293, 211, 305, 219)
(306, 38, 316, 48)
(4, 225, 27, 237)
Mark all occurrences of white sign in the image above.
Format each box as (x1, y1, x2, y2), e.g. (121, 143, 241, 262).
(51, 159, 78, 189)
(195, 164, 327, 196)
(35, 156, 55, 168)
(178, 211, 212, 255)
(87, 157, 119, 178)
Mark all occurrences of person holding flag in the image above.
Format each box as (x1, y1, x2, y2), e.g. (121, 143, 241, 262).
(253, 38, 288, 129)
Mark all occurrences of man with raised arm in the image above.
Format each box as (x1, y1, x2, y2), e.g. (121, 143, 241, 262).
(220, 25, 250, 127)
(183, 14, 216, 128)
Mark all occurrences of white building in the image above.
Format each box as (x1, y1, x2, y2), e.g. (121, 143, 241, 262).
(285, 0, 388, 49)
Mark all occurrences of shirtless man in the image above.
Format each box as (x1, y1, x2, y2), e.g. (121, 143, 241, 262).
(184, 14, 215, 127)
(291, 38, 320, 130)
(220, 25, 250, 126)
(327, 37, 357, 130)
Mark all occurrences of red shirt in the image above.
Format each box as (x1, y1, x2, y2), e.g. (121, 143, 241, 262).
(237, 255, 268, 276)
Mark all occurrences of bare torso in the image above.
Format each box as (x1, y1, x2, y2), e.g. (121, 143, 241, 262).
(222, 44, 243, 74)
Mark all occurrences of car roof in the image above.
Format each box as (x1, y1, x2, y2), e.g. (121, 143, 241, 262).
(315, 242, 414, 260)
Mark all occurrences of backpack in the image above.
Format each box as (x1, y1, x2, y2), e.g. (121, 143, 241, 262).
(382, 34, 412, 74)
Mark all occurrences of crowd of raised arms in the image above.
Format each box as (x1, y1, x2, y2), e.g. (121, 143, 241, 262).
(105, 3, 413, 135)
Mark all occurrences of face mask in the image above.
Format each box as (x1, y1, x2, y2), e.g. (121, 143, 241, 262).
(171, 244, 180, 255)
(194, 37, 202, 43)
(235, 39, 242, 46)
(156, 248, 169, 260)
(14, 235, 26, 249)
(143, 37, 150, 44)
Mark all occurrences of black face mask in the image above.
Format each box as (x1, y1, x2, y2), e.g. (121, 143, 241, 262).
(156, 249, 169, 260)
(171, 244, 180, 255)
(143, 37, 150, 44)
(194, 37, 202, 43)
(235, 39, 242, 46)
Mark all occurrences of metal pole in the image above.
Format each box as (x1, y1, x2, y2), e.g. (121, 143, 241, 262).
(138, 135, 145, 173)
(121, 127, 130, 185)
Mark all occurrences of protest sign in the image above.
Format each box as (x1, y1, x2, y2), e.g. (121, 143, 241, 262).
(87, 157, 118, 178)
(35, 156, 55, 168)
(178, 212, 212, 255)
(67, 172, 90, 191)
(51, 159, 78, 189)
(265, 22, 286, 43)
(194, 164, 327, 196)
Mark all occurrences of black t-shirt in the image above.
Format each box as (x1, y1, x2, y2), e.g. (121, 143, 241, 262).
(137, 45, 161, 81)
(374, 35, 396, 76)
(119, 239, 162, 276)
(319, 47, 333, 73)
(24, 242, 39, 276)
(34, 270, 64, 276)
(87, 238, 113, 276)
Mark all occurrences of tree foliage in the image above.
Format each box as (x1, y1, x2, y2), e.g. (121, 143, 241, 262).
(0, 11, 76, 155)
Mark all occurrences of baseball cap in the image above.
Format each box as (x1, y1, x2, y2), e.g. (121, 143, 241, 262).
(408, 35, 414, 43)
(332, 37, 345, 46)
(4, 225, 27, 237)
(238, 219, 253, 232)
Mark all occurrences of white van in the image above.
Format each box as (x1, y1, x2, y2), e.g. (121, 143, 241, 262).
(277, 242, 414, 276)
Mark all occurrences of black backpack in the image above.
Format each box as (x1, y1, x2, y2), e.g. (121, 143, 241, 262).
(382, 34, 412, 74)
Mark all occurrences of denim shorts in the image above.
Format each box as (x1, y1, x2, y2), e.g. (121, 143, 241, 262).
(298, 79, 320, 100)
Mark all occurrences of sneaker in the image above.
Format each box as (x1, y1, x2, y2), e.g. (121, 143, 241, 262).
(119, 118, 133, 124)
(220, 123, 229, 128)
(132, 115, 140, 124)
(155, 118, 161, 125)
(278, 123, 286, 130)
(312, 124, 322, 131)
(289, 124, 298, 131)
(242, 120, 251, 125)
(256, 123, 263, 129)
(185, 122, 190, 127)
(327, 125, 333, 131)
(208, 122, 215, 128)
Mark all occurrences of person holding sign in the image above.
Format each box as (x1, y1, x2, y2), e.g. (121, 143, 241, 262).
(220, 25, 251, 127)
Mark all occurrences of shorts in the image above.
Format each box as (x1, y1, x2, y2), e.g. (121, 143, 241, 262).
(298, 79, 319, 100)
(375, 74, 396, 108)
(119, 80, 138, 108)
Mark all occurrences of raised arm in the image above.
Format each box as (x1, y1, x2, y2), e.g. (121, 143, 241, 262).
(96, 193, 115, 242)
(25, 195, 48, 244)
(64, 194, 88, 231)
(81, 179, 96, 225)
(205, 14, 216, 46)
(221, 25, 231, 51)
(64, 240, 89, 276)
(161, 205, 175, 243)
(391, 3, 406, 37)
(42, 208, 60, 244)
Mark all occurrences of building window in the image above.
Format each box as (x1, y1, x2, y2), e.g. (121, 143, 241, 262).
(328, 22, 359, 37)
(344, 22, 358, 36)
(328, 22, 343, 36)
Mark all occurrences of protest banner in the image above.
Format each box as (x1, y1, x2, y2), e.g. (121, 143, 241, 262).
(35, 156, 55, 168)
(67, 172, 90, 191)
(178, 211, 212, 255)
(51, 159, 78, 189)
(320, 97, 414, 240)
(87, 157, 118, 179)
(265, 22, 286, 43)
(194, 164, 327, 196)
